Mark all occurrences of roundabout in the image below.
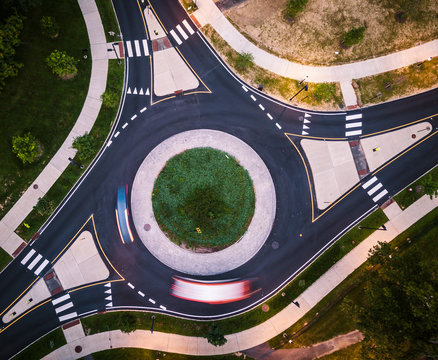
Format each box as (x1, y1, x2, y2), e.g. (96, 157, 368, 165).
(131, 129, 277, 275)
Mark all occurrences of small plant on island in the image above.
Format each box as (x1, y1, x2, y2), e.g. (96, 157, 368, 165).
(72, 132, 96, 162)
(284, 0, 309, 22)
(46, 49, 78, 79)
(12, 132, 40, 164)
(341, 26, 366, 48)
(235, 52, 254, 72)
(204, 323, 227, 347)
(40, 16, 59, 38)
(118, 312, 137, 334)
(101, 90, 119, 108)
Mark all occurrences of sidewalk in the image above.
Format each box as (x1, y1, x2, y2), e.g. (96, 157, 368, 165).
(0, 0, 108, 259)
(43, 194, 438, 359)
(193, 0, 438, 106)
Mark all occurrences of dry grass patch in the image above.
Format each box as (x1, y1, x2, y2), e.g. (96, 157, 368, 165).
(355, 57, 438, 106)
(202, 24, 343, 110)
(224, 0, 438, 65)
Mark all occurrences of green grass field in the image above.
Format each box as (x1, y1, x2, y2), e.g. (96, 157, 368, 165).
(152, 148, 255, 250)
(13, 328, 66, 360)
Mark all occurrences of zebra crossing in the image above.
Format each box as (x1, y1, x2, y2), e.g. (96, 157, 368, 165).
(20, 248, 50, 276)
(125, 39, 150, 58)
(169, 19, 195, 46)
(52, 293, 77, 323)
(362, 176, 389, 203)
(345, 113, 362, 137)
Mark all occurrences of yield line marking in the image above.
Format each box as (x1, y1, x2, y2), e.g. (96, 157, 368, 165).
(182, 20, 194, 35)
(176, 25, 188, 40)
(170, 30, 182, 45)
(21, 249, 36, 265)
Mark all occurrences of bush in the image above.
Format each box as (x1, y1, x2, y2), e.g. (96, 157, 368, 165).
(40, 16, 59, 38)
(234, 52, 254, 71)
(421, 173, 438, 199)
(12, 132, 39, 164)
(33, 197, 56, 216)
(119, 312, 137, 334)
(204, 323, 227, 347)
(341, 26, 366, 48)
(72, 132, 95, 161)
(46, 49, 78, 78)
(101, 90, 119, 108)
(284, 0, 308, 20)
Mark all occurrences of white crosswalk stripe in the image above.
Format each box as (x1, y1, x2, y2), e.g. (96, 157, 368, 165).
(52, 294, 70, 305)
(345, 122, 362, 128)
(362, 176, 377, 189)
(170, 30, 182, 45)
(55, 302, 74, 314)
(373, 189, 388, 202)
(346, 113, 362, 120)
(367, 183, 383, 196)
(27, 254, 42, 270)
(21, 249, 35, 265)
(362, 176, 388, 203)
(134, 40, 141, 57)
(142, 39, 149, 56)
(176, 25, 188, 40)
(58, 312, 77, 322)
(125, 41, 133, 57)
(34, 259, 49, 275)
(345, 129, 362, 136)
(182, 20, 194, 35)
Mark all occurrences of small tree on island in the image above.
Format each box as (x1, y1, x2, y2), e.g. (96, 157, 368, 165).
(421, 173, 438, 199)
(204, 323, 227, 347)
(40, 16, 59, 38)
(46, 50, 78, 79)
(12, 132, 40, 164)
(341, 26, 366, 48)
(101, 90, 119, 108)
(72, 132, 95, 162)
(118, 312, 137, 334)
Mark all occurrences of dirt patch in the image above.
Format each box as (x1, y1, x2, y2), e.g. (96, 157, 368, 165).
(224, 0, 438, 65)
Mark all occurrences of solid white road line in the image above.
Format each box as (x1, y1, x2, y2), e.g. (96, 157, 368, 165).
(267, 113, 273, 120)
(142, 39, 149, 56)
(258, 104, 265, 111)
(346, 113, 362, 120)
(182, 20, 194, 35)
(55, 302, 74, 314)
(125, 41, 133, 57)
(367, 183, 383, 196)
(52, 294, 71, 305)
(140, 107, 147, 113)
(138, 291, 145, 297)
(122, 122, 128, 129)
(250, 95, 256, 101)
(170, 30, 182, 45)
(34, 259, 49, 275)
(27, 254, 42, 270)
(114, 131, 120, 138)
(176, 25, 188, 40)
(21, 249, 36, 265)
(134, 40, 141, 57)
(345, 130, 362, 136)
(128, 282, 135, 289)
(58, 312, 77, 322)
(362, 176, 378, 189)
(345, 122, 362, 128)
(131, 114, 137, 120)
(149, 298, 156, 304)
(373, 189, 388, 202)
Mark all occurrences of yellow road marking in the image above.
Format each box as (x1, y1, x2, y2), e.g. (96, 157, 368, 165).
(0, 277, 39, 317)
(136, 0, 150, 40)
(146, 0, 168, 34)
(285, 132, 346, 141)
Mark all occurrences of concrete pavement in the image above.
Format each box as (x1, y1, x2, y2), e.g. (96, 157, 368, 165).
(42, 193, 438, 359)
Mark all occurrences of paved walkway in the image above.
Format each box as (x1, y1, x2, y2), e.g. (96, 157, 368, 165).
(193, 0, 438, 105)
(0, 0, 108, 259)
(42, 194, 437, 359)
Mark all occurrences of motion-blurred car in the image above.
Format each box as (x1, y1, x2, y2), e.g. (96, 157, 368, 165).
(115, 185, 134, 243)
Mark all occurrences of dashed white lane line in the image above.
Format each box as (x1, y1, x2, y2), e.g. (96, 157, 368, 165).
(140, 107, 147, 113)
(142, 39, 149, 56)
(345, 129, 362, 137)
(138, 291, 145, 297)
(134, 40, 141, 57)
(276, 123, 282, 130)
(170, 30, 182, 45)
(149, 298, 156, 304)
(373, 189, 388, 202)
(250, 95, 256, 101)
(346, 113, 362, 120)
(242, 85, 248, 92)
(160, 305, 167, 310)
(176, 25, 188, 40)
(107, 140, 112, 147)
(345, 122, 362, 128)
(27, 254, 42, 271)
(131, 114, 137, 120)
(21, 249, 36, 265)
(125, 41, 133, 58)
(367, 183, 383, 196)
(362, 176, 377, 189)
(122, 122, 128, 129)
(114, 131, 120, 138)
(258, 104, 265, 111)
(55, 301, 74, 314)
(52, 294, 71, 305)
(58, 312, 77, 322)
(128, 282, 135, 289)
(182, 20, 194, 35)
(267, 113, 273, 120)
(34, 259, 49, 275)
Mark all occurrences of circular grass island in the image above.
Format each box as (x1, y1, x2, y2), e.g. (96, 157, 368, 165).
(152, 147, 255, 252)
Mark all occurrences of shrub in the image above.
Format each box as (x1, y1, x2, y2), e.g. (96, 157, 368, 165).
(33, 197, 56, 216)
(341, 26, 366, 48)
(118, 312, 137, 334)
(101, 90, 119, 108)
(284, 0, 308, 20)
(12, 132, 39, 164)
(204, 323, 227, 347)
(46, 50, 78, 78)
(40, 16, 59, 38)
(72, 132, 95, 161)
(421, 174, 438, 199)
(234, 52, 254, 71)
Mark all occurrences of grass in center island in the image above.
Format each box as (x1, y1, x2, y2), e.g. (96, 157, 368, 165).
(12, 328, 66, 360)
(82, 208, 387, 337)
(0, 0, 91, 219)
(152, 148, 255, 250)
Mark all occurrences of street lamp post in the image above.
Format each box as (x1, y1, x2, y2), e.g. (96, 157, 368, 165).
(358, 224, 387, 231)
(150, 315, 155, 334)
(289, 84, 308, 102)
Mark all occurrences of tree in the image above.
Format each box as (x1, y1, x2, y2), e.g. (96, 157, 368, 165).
(12, 132, 39, 164)
(421, 173, 438, 199)
(118, 312, 137, 334)
(72, 132, 95, 162)
(341, 26, 366, 48)
(0, 14, 24, 91)
(101, 90, 119, 108)
(284, 0, 308, 21)
(204, 323, 227, 347)
(46, 50, 78, 79)
(234, 52, 254, 72)
(353, 242, 438, 359)
(40, 16, 58, 38)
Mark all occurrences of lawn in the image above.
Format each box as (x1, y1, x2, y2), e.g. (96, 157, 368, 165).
(96, 0, 121, 42)
(0, 0, 91, 219)
(0, 248, 13, 272)
(152, 148, 255, 250)
(12, 328, 66, 360)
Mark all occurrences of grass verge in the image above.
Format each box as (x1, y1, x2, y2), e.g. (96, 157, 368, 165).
(15, 59, 124, 241)
(96, 0, 121, 42)
(201, 24, 343, 111)
(12, 328, 66, 360)
(82, 208, 387, 336)
(0, 0, 91, 219)
(354, 57, 438, 106)
(0, 248, 13, 272)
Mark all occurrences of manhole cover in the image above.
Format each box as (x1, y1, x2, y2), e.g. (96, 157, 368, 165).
(272, 241, 279, 250)
(412, 134, 416, 139)
(33, 184, 38, 189)
(144, 224, 151, 231)
(75, 346, 82, 353)
(262, 304, 269, 312)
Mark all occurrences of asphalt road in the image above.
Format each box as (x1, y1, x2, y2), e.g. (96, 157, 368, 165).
(0, 0, 437, 358)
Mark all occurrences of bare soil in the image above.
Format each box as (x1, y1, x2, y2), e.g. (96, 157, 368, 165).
(224, 0, 438, 65)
